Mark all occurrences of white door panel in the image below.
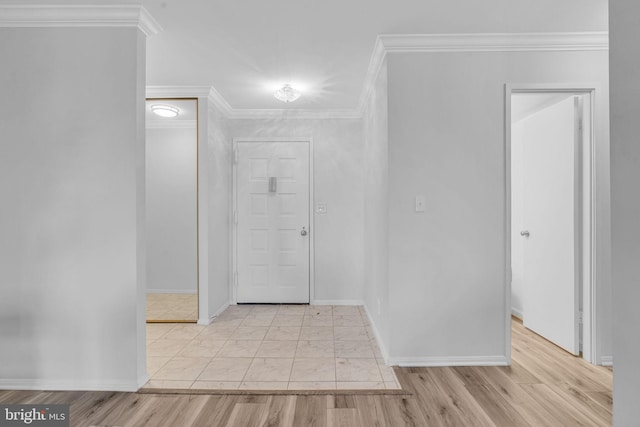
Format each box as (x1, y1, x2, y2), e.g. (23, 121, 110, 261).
(520, 96, 580, 355)
(236, 142, 310, 303)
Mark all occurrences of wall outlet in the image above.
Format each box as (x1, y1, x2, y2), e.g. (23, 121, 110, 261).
(415, 196, 426, 212)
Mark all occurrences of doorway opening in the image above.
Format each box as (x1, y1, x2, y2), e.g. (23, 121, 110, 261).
(145, 98, 199, 323)
(506, 85, 598, 364)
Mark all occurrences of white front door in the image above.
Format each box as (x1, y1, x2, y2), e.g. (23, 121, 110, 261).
(520, 96, 580, 355)
(235, 141, 310, 303)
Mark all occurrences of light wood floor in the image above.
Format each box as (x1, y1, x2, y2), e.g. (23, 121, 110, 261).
(0, 319, 612, 426)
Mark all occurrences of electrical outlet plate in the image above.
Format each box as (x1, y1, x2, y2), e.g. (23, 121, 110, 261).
(315, 203, 327, 214)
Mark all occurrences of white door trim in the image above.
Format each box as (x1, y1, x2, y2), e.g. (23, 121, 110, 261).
(505, 83, 599, 364)
(231, 138, 314, 305)
(145, 96, 202, 323)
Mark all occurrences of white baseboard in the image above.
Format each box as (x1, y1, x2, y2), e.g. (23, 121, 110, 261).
(137, 372, 150, 389)
(0, 378, 141, 392)
(362, 304, 390, 365)
(147, 289, 197, 295)
(391, 355, 509, 367)
(511, 307, 523, 319)
(198, 301, 230, 325)
(600, 355, 613, 366)
(311, 299, 364, 306)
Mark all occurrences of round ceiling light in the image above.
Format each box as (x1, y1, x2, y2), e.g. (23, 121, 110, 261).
(274, 84, 301, 103)
(151, 104, 180, 118)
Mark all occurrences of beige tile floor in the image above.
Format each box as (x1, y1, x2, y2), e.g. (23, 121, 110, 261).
(144, 304, 401, 391)
(146, 293, 198, 322)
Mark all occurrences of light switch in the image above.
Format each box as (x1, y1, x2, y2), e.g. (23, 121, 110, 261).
(415, 196, 426, 212)
(315, 203, 327, 214)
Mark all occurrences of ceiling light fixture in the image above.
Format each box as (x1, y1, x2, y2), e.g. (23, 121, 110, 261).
(151, 104, 180, 118)
(274, 84, 301, 103)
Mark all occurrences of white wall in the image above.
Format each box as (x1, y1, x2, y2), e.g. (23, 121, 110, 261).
(362, 59, 391, 356)
(228, 118, 365, 302)
(0, 27, 146, 390)
(207, 100, 232, 317)
(146, 126, 198, 294)
(385, 49, 611, 364)
(610, 0, 640, 424)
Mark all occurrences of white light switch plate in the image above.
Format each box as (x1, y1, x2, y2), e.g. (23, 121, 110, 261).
(415, 196, 426, 212)
(316, 203, 327, 214)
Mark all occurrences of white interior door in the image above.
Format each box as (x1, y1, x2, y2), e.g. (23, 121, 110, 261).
(235, 141, 310, 303)
(520, 96, 580, 355)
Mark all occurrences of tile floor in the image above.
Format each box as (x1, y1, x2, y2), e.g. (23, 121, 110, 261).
(146, 293, 198, 322)
(144, 304, 400, 391)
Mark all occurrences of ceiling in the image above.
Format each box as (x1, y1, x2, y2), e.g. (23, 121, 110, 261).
(142, 0, 608, 111)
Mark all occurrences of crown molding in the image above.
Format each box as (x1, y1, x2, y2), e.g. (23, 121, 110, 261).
(206, 86, 360, 119)
(226, 109, 362, 120)
(146, 119, 197, 130)
(138, 7, 162, 37)
(356, 32, 609, 115)
(357, 36, 387, 116)
(149, 32, 608, 120)
(146, 85, 210, 99)
(379, 32, 608, 53)
(0, 4, 162, 36)
(207, 85, 234, 117)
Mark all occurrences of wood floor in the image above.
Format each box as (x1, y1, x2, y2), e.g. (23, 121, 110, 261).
(0, 319, 612, 426)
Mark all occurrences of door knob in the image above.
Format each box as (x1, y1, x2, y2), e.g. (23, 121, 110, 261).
(300, 227, 308, 236)
(520, 230, 530, 237)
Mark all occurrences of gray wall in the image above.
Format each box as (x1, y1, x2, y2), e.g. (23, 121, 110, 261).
(228, 118, 365, 302)
(146, 126, 198, 294)
(610, 0, 640, 424)
(207, 100, 232, 317)
(362, 59, 391, 356)
(0, 27, 146, 390)
(386, 49, 611, 363)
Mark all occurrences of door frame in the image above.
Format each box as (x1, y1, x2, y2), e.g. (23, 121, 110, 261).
(145, 96, 200, 323)
(504, 83, 599, 364)
(230, 138, 314, 305)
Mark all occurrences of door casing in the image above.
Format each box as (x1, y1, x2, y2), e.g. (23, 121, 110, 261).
(231, 138, 315, 305)
(145, 96, 200, 323)
(505, 84, 599, 364)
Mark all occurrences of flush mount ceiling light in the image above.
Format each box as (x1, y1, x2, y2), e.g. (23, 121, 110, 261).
(274, 84, 301, 103)
(150, 104, 180, 118)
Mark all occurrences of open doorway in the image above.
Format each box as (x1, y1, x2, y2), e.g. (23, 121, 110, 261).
(506, 86, 597, 364)
(145, 98, 199, 323)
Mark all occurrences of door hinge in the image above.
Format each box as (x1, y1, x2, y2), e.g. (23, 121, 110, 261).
(234, 148, 239, 164)
(578, 310, 583, 324)
(234, 210, 238, 225)
(234, 271, 238, 287)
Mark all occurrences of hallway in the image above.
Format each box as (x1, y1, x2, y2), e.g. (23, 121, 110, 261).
(145, 304, 400, 391)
